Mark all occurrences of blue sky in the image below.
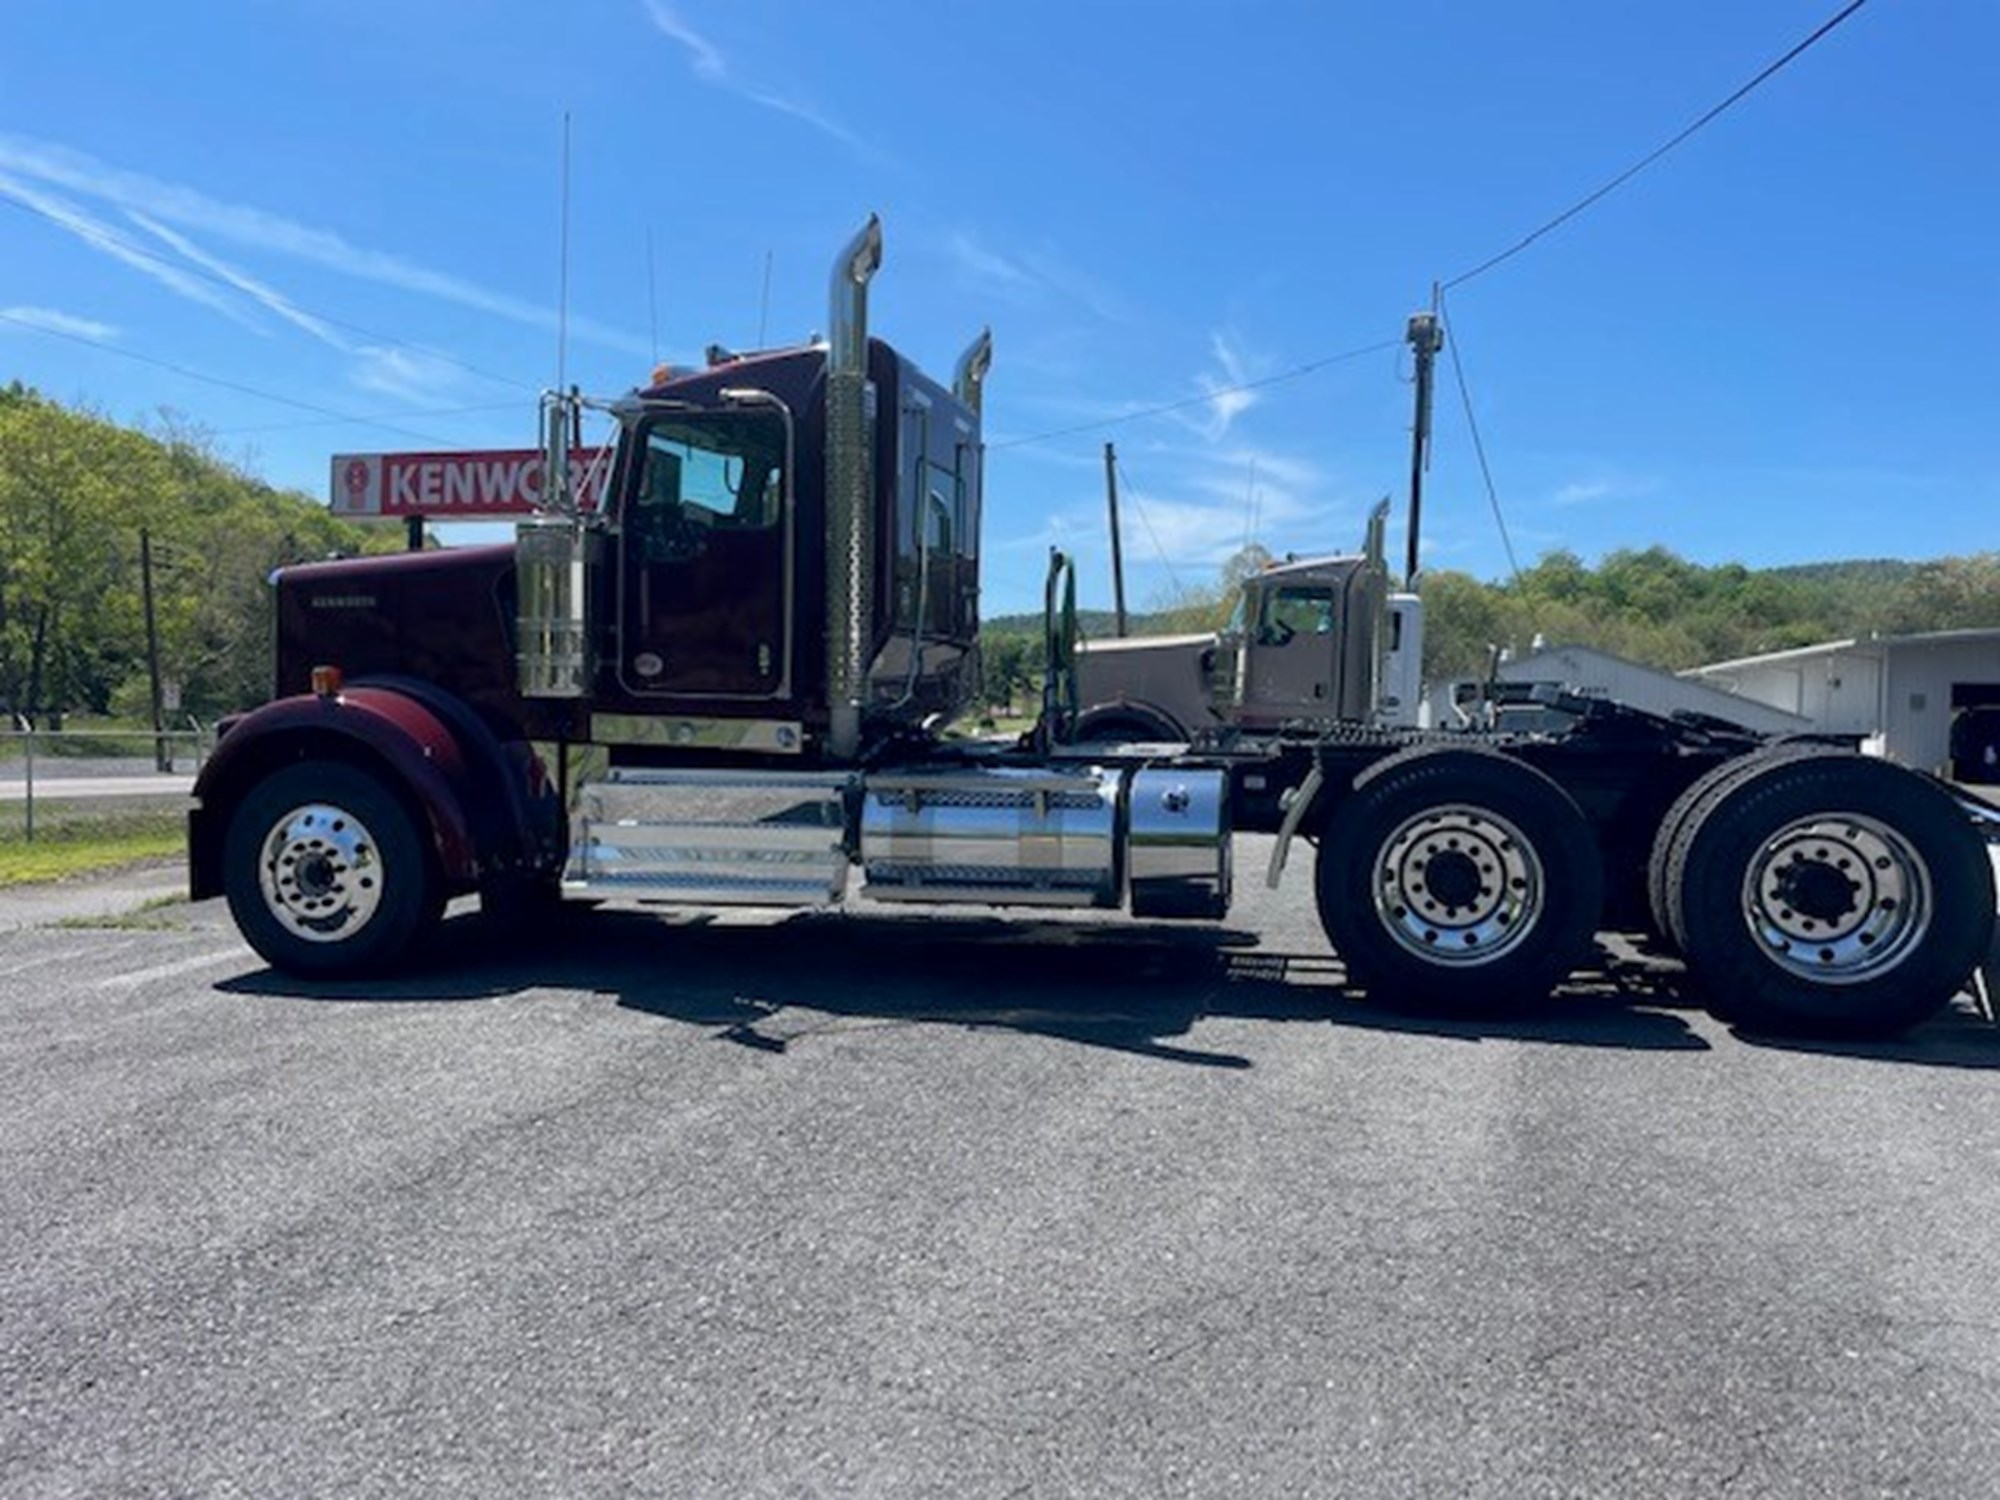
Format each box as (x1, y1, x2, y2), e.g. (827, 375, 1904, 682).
(1, 1, 1993, 616)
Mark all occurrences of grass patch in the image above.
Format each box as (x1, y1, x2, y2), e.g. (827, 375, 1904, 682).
(945, 712, 1039, 743)
(52, 909, 185, 931)
(0, 802, 186, 888)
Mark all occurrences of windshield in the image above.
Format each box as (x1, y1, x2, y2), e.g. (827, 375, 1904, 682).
(632, 412, 785, 531)
(1257, 584, 1335, 644)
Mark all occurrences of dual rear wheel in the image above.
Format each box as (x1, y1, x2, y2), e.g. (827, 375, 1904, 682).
(1653, 750, 1992, 1036)
(1314, 745, 1992, 1037)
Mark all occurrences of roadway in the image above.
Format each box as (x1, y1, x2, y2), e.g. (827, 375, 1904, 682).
(0, 773, 194, 802)
(4, 842, 1999, 1497)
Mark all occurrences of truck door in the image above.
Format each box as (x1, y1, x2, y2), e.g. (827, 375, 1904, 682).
(1244, 583, 1338, 716)
(615, 410, 790, 699)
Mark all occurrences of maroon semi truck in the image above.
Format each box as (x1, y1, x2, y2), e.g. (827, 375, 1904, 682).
(190, 218, 1994, 1037)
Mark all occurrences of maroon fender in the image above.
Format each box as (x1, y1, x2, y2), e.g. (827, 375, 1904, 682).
(189, 686, 485, 901)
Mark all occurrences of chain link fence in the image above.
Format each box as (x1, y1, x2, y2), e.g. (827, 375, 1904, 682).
(1, 726, 212, 840)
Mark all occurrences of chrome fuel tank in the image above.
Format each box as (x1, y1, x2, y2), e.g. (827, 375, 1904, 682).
(1127, 767, 1231, 919)
(861, 767, 1118, 906)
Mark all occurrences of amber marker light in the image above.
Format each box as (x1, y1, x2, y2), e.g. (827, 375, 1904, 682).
(310, 665, 344, 698)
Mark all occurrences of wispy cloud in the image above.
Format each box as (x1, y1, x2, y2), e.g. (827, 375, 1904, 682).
(643, 2, 870, 155)
(1187, 331, 1262, 442)
(126, 210, 344, 347)
(0, 132, 649, 358)
(123, 210, 480, 405)
(1548, 473, 1662, 508)
(0, 305, 119, 341)
(348, 346, 470, 403)
(644, 0, 725, 79)
(948, 232, 1038, 294)
(999, 437, 1359, 579)
(0, 169, 256, 328)
(945, 229, 1127, 323)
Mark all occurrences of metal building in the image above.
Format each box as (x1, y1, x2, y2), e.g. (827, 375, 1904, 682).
(1683, 629, 2000, 777)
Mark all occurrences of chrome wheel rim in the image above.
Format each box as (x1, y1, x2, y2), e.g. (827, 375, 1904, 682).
(256, 802, 385, 943)
(1371, 804, 1544, 967)
(1740, 812, 1930, 984)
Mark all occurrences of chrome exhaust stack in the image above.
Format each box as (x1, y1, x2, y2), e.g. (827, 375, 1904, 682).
(826, 215, 883, 762)
(953, 328, 993, 417)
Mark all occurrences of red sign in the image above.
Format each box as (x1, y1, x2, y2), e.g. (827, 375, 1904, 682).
(329, 448, 612, 519)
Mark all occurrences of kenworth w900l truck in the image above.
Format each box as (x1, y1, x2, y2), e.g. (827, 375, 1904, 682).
(189, 218, 1994, 1037)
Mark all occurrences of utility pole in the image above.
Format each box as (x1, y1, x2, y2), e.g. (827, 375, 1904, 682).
(1404, 302, 1444, 587)
(1103, 442, 1128, 637)
(140, 528, 167, 771)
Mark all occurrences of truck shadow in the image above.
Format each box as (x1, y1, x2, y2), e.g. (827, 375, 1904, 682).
(220, 906, 1731, 1066)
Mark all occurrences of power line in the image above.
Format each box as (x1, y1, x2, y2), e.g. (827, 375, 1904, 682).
(1443, 0, 1873, 291)
(216, 401, 526, 437)
(0, 191, 538, 394)
(991, 336, 1402, 451)
(0, 309, 466, 447)
(1113, 455, 1187, 599)
(1436, 291, 1524, 588)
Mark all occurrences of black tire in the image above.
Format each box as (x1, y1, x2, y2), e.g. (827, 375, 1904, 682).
(1646, 745, 1829, 950)
(1316, 746, 1604, 1014)
(223, 760, 439, 976)
(1667, 753, 1994, 1037)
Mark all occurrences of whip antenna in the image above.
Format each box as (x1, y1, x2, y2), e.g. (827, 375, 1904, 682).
(757, 248, 774, 348)
(647, 226, 660, 366)
(556, 111, 572, 396)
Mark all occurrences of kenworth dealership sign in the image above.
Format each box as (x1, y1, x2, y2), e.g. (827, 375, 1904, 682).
(330, 448, 611, 519)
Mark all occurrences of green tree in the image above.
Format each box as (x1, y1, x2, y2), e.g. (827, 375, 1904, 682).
(0, 395, 174, 719)
(0, 391, 399, 722)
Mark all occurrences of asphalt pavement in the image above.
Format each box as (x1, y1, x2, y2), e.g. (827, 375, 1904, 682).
(4, 845, 2000, 1497)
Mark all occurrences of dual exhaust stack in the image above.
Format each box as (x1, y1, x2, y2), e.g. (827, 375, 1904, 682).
(518, 217, 992, 765)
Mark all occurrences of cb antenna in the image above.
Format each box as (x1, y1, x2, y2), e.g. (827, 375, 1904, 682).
(541, 111, 580, 518)
(646, 226, 660, 367)
(555, 110, 572, 397)
(757, 248, 774, 348)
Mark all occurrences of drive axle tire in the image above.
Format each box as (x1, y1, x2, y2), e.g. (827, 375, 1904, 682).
(223, 761, 439, 977)
(1666, 753, 1993, 1037)
(1316, 747, 1604, 1014)
(1647, 745, 1826, 950)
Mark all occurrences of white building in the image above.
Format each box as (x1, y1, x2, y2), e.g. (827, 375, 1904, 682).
(1683, 629, 2000, 776)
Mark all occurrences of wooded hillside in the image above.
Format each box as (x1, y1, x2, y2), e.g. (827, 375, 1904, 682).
(0, 384, 400, 723)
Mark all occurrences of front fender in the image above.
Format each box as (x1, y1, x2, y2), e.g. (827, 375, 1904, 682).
(189, 687, 481, 901)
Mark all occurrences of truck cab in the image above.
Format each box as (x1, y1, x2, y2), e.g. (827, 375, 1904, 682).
(1073, 526, 1423, 743)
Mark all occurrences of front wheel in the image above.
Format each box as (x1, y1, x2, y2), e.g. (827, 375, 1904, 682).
(223, 761, 439, 976)
(1316, 747, 1604, 1014)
